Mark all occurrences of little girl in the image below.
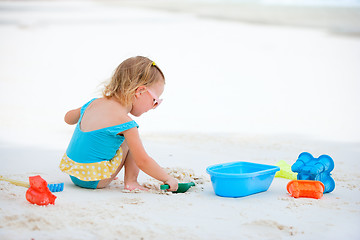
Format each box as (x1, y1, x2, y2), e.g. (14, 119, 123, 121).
(59, 56, 178, 191)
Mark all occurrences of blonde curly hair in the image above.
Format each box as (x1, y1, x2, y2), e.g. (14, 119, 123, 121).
(103, 56, 165, 106)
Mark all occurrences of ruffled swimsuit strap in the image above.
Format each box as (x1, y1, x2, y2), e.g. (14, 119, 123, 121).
(78, 98, 97, 124)
(106, 120, 139, 135)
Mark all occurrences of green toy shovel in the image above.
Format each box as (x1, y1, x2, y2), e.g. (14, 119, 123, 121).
(160, 182, 195, 193)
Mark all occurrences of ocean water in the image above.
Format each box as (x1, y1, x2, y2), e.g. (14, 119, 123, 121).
(191, 0, 360, 7)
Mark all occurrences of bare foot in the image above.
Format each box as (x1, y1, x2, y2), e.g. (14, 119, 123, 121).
(124, 181, 148, 191)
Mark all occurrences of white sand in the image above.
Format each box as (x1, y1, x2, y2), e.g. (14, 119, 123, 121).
(0, 1, 360, 239)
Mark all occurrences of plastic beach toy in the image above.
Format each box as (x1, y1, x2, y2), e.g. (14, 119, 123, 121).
(26, 175, 57, 206)
(275, 160, 297, 180)
(160, 182, 195, 193)
(206, 161, 280, 198)
(291, 152, 335, 193)
(0, 175, 58, 206)
(0, 175, 64, 192)
(287, 180, 324, 199)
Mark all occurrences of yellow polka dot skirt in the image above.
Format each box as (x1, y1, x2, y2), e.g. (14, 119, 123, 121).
(59, 148, 123, 181)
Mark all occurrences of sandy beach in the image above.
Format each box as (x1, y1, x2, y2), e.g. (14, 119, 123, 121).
(1, 0, 360, 239)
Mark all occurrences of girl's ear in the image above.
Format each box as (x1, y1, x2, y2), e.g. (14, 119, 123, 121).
(135, 86, 146, 97)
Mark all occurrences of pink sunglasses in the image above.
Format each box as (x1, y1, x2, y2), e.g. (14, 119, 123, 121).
(146, 88, 163, 109)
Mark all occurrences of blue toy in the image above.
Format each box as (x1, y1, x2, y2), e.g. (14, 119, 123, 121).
(206, 161, 280, 198)
(291, 152, 335, 193)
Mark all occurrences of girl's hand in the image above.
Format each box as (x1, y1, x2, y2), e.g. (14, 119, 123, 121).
(165, 177, 178, 192)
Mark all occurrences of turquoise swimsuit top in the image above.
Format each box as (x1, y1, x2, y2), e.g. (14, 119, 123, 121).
(66, 98, 139, 164)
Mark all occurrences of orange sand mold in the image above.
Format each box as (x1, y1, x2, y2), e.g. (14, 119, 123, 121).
(287, 180, 325, 199)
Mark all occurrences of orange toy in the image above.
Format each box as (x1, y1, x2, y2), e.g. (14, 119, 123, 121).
(287, 180, 324, 199)
(26, 175, 57, 206)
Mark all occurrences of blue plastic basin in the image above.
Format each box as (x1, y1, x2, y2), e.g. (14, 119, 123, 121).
(206, 161, 280, 198)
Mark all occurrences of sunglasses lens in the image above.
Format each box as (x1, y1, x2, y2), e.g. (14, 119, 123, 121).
(146, 89, 162, 109)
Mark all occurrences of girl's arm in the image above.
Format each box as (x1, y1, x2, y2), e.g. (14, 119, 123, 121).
(64, 107, 81, 125)
(123, 127, 178, 191)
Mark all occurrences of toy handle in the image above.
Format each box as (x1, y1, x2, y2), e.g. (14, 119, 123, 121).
(160, 184, 170, 190)
(0, 176, 30, 188)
